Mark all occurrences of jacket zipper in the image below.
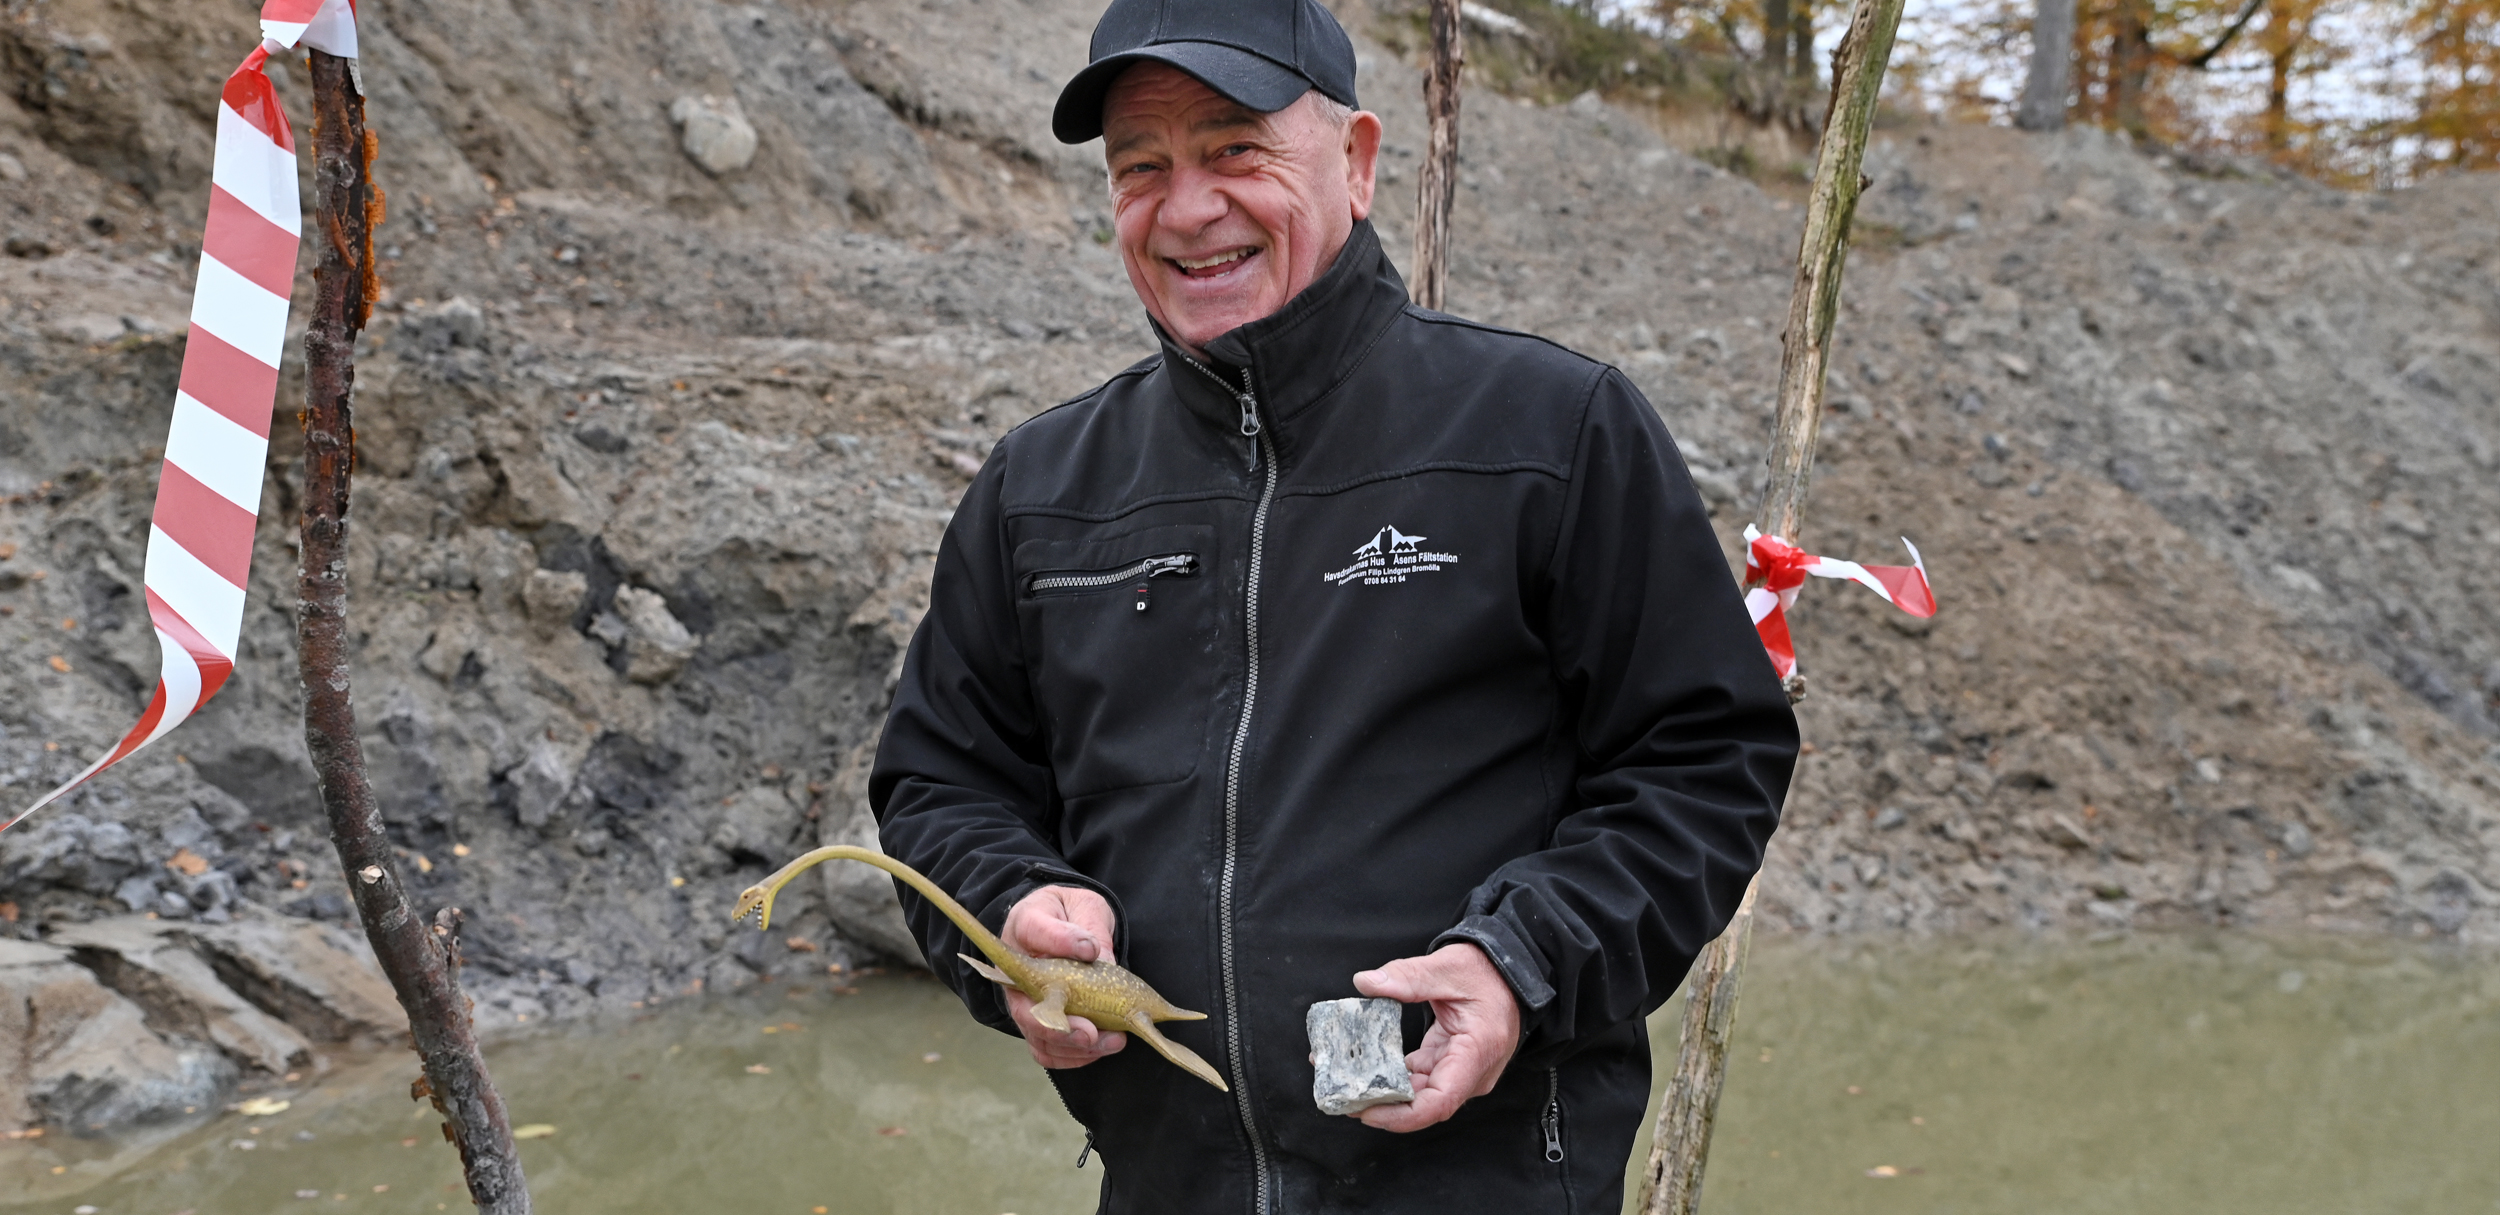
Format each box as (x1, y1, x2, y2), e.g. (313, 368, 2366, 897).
(1027, 552, 1199, 614)
(1542, 1069, 1565, 1164)
(1182, 351, 1278, 1215)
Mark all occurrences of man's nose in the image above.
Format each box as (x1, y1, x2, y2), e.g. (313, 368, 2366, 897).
(1157, 164, 1232, 235)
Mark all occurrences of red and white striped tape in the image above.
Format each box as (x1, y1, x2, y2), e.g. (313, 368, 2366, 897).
(6, 0, 356, 833)
(1742, 524, 1937, 681)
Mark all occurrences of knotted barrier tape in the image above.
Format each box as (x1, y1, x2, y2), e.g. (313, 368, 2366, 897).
(1741, 524, 1937, 681)
(5, 0, 357, 833)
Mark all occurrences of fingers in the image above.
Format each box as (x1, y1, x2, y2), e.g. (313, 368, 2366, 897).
(1003, 886, 1118, 962)
(1006, 988, 1127, 1068)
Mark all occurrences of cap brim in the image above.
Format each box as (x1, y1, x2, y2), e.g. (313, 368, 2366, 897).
(1052, 42, 1313, 145)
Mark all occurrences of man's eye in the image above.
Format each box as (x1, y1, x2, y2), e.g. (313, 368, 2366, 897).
(1216, 144, 1254, 159)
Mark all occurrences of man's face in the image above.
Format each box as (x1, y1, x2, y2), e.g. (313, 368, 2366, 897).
(1101, 64, 1381, 355)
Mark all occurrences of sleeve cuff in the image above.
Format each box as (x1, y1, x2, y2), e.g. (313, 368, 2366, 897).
(1433, 914, 1556, 1015)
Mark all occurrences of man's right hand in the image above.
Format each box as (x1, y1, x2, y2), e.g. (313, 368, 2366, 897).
(999, 884, 1126, 1069)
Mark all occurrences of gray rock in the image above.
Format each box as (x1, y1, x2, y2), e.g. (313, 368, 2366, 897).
(669, 94, 759, 176)
(615, 585, 697, 684)
(522, 568, 588, 636)
(1306, 997, 1411, 1117)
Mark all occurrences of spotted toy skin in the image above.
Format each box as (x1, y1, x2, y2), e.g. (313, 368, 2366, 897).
(733, 845, 1228, 1091)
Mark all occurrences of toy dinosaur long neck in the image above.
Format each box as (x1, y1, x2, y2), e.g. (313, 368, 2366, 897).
(753, 845, 1018, 972)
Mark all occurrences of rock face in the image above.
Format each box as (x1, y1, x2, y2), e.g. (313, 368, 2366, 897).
(1307, 997, 1413, 1117)
(0, 915, 396, 1134)
(0, 937, 231, 1133)
(1, 0, 2497, 1092)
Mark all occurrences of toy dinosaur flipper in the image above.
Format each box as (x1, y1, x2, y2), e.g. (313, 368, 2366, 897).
(1030, 985, 1070, 1032)
(1128, 1012, 1229, 1092)
(958, 952, 1014, 987)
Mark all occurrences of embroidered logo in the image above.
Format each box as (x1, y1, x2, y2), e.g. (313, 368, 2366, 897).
(1323, 526, 1459, 587)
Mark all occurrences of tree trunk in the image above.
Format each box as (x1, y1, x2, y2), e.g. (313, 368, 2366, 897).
(298, 48, 533, 1215)
(2111, 0, 2156, 139)
(1764, 0, 1793, 69)
(1410, 0, 1463, 312)
(1635, 0, 1908, 1207)
(2017, 0, 2077, 131)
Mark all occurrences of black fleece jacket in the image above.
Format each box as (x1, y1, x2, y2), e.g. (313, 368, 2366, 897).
(869, 221, 1797, 1215)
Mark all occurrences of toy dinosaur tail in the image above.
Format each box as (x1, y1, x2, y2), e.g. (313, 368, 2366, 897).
(732, 845, 1016, 974)
(1128, 1013, 1230, 1092)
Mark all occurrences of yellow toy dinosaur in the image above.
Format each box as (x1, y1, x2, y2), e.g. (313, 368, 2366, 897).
(733, 845, 1227, 1091)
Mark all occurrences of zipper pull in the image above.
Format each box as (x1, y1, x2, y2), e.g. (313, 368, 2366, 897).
(1541, 1102, 1563, 1163)
(1134, 583, 1151, 613)
(1236, 368, 1260, 437)
(1076, 1132, 1096, 1168)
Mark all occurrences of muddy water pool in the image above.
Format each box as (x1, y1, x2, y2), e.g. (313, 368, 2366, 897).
(4, 933, 2493, 1214)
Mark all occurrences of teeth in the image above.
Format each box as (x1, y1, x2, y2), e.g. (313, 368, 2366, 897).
(1175, 248, 1252, 271)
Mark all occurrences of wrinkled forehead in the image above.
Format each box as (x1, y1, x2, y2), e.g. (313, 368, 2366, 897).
(1101, 63, 1275, 154)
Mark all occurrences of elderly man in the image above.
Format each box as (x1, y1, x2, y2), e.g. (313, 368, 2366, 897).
(868, 0, 1798, 1209)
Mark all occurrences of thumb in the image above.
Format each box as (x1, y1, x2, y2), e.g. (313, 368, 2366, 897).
(1352, 957, 1431, 1003)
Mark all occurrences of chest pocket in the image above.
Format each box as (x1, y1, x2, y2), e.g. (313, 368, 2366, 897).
(1014, 522, 1220, 798)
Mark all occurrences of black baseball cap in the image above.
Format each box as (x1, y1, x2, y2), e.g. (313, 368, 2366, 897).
(1052, 0, 1360, 144)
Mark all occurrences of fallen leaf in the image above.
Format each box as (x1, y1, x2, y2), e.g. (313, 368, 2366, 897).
(761, 1026, 778, 1034)
(167, 848, 211, 876)
(47, 655, 70, 673)
(780, 1022, 802, 1031)
(451, 843, 472, 858)
(0, 902, 14, 923)
(59, 617, 75, 631)
(1866, 1165, 1899, 1178)
(400, 1138, 418, 1147)
(875, 1126, 907, 1137)
(0, 543, 13, 560)
(785, 936, 818, 953)
(814, 1208, 829, 1214)
(744, 1064, 772, 1075)
(512, 1124, 558, 1140)
(921, 1052, 942, 1063)
(296, 1191, 322, 1200)
(373, 1185, 390, 1193)
(1846, 1085, 1862, 1095)
(234, 1097, 291, 1116)
(415, 854, 434, 874)
(1911, 1116, 1925, 1126)
(669, 875, 687, 888)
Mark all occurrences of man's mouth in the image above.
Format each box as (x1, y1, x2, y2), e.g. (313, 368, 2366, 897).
(1169, 247, 1259, 279)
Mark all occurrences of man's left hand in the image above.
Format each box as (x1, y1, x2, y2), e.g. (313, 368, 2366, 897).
(1350, 942, 1522, 1132)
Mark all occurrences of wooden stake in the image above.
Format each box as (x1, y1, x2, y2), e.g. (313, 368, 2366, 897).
(298, 49, 532, 1215)
(1411, 0, 1462, 310)
(1634, 0, 1906, 1210)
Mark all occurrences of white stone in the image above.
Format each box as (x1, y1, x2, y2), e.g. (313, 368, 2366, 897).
(1306, 997, 1412, 1116)
(669, 94, 758, 177)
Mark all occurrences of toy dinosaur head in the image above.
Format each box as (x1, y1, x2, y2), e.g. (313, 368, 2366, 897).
(731, 878, 782, 930)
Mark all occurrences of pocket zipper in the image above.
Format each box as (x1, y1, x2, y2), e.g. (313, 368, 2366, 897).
(1541, 1069, 1564, 1163)
(1028, 553, 1199, 613)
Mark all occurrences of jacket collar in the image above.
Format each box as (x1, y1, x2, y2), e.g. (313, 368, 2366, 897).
(1154, 220, 1410, 453)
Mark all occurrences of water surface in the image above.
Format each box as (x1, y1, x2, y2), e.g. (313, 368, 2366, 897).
(4, 934, 2492, 1214)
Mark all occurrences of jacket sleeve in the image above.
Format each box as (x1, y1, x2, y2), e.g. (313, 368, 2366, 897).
(868, 448, 1123, 1036)
(1432, 367, 1798, 1064)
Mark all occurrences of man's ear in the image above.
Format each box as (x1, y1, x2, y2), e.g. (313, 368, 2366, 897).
(1344, 110, 1384, 222)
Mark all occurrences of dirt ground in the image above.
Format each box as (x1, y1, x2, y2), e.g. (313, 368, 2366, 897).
(1, 0, 2494, 1129)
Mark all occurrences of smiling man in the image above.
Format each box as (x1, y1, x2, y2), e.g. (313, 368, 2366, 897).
(867, 0, 1799, 1211)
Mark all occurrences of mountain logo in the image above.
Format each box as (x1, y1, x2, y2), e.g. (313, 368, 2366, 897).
(1324, 525, 1459, 588)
